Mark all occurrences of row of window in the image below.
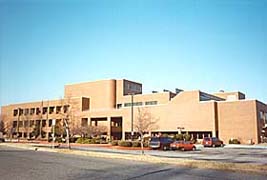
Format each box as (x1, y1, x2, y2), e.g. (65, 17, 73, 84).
(13, 105, 70, 117)
(116, 101, 158, 109)
(12, 119, 63, 128)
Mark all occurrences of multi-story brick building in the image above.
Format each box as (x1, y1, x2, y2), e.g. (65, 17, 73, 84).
(1, 79, 267, 144)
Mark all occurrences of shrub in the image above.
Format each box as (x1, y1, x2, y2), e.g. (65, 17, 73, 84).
(143, 141, 149, 147)
(174, 134, 184, 140)
(229, 139, 240, 144)
(90, 138, 100, 144)
(76, 137, 91, 144)
(111, 140, 119, 146)
(118, 140, 132, 147)
(132, 141, 141, 147)
(69, 137, 78, 143)
(183, 133, 191, 141)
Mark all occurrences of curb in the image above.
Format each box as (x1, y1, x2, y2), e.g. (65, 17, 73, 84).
(1, 143, 267, 175)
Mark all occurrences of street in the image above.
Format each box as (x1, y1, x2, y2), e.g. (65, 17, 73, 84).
(0, 146, 266, 180)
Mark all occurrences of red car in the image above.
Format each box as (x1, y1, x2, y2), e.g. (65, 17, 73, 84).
(202, 137, 224, 147)
(170, 141, 196, 151)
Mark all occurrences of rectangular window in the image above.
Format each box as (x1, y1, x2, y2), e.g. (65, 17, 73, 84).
(24, 108, 29, 115)
(19, 121, 23, 127)
(13, 121, 17, 128)
(260, 111, 264, 119)
(30, 120, 35, 127)
(36, 108, 41, 115)
(49, 119, 52, 127)
(145, 101, 158, 106)
(81, 118, 88, 127)
(49, 107, 55, 114)
(82, 97, 90, 111)
(116, 104, 122, 109)
(124, 102, 143, 107)
(30, 108, 35, 115)
(24, 120, 29, 128)
(56, 106, 61, 114)
(13, 109, 18, 116)
(42, 107, 48, 114)
(63, 105, 69, 113)
(42, 120, 46, 127)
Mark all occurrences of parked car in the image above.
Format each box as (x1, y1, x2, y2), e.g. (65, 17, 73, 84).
(170, 141, 196, 151)
(202, 137, 224, 147)
(149, 137, 174, 150)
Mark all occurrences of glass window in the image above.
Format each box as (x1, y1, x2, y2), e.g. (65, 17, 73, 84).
(145, 101, 158, 106)
(13, 109, 18, 116)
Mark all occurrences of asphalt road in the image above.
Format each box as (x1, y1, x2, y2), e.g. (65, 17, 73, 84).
(0, 146, 266, 180)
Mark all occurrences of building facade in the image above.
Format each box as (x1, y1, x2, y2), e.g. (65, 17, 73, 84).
(1, 79, 267, 144)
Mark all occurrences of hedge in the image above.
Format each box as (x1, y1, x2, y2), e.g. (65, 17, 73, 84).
(118, 141, 132, 147)
(229, 139, 240, 144)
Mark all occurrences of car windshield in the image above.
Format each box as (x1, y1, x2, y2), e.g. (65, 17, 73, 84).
(150, 137, 159, 141)
(204, 137, 211, 141)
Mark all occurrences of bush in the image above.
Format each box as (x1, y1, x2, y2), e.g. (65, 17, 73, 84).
(143, 141, 149, 147)
(76, 137, 91, 144)
(118, 140, 132, 147)
(111, 140, 119, 146)
(132, 141, 141, 147)
(183, 133, 191, 141)
(69, 137, 78, 143)
(229, 139, 240, 144)
(174, 134, 184, 140)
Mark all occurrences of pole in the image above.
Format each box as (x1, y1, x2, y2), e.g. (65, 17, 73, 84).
(17, 108, 21, 142)
(52, 119, 56, 149)
(131, 94, 134, 141)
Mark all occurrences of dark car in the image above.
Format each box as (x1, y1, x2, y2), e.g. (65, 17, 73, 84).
(202, 137, 224, 147)
(149, 137, 174, 150)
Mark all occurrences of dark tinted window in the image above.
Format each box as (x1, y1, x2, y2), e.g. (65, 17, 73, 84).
(151, 137, 159, 142)
(204, 137, 211, 141)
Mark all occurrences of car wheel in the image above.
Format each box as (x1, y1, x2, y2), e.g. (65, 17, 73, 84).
(192, 146, 196, 151)
(212, 144, 216, 148)
(221, 144, 224, 147)
(163, 146, 167, 151)
(181, 147, 185, 151)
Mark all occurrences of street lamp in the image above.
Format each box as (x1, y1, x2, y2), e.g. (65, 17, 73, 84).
(17, 108, 22, 142)
(129, 93, 134, 141)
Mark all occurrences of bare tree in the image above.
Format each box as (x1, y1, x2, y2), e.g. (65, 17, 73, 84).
(0, 113, 13, 138)
(134, 108, 158, 155)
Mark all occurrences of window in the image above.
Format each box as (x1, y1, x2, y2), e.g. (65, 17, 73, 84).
(81, 118, 88, 127)
(19, 121, 23, 127)
(30, 120, 35, 127)
(42, 107, 48, 114)
(260, 111, 264, 119)
(56, 106, 61, 114)
(30, 108, 35, 115)
(49, 107, 55, 114)
(36, 108, 41, 115)
(13, 109, 18, 116)
(82, 97, 90, 111)
(124, 102, 143, 107)
(63, 105, 69, 113)
(116, 104, 122, 109)
(13, 121, 17, 128)
(42, 120, 46, 127)
(24, 120, 29, 128)
(24, 108, 29, 115)
(49, 119, 52, 127)
(145, 101, 158, 106)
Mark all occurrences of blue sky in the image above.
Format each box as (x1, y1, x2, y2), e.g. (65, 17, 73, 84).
(0, 0, 267, 107)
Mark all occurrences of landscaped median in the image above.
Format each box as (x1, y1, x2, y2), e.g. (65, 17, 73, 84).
(1, 142, 267, 175)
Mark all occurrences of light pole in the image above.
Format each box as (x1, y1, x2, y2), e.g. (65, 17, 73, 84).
(17, 108, 22, 142)
(130, 93, 134, 141)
